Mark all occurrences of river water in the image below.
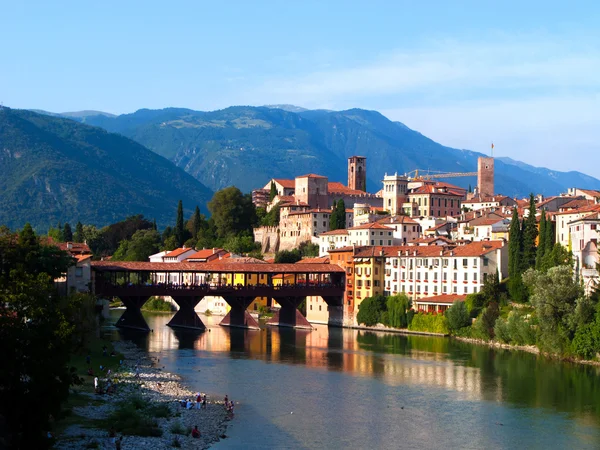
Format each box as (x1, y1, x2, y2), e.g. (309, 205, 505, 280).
(107, 311, 600, 449)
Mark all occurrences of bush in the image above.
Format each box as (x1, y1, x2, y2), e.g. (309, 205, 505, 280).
(356, 295, 387, 326)
(171, 436, 182, 448)
(106, 396, 163, 437)
(170, 421, 187, 435)
(445, 301, 470, 332)
(572, 321, 600, 360)
(464, 293, 485, 313)
(408, 312, 449, 334)
(494, 318, 510, 343)
(506, 311, 536, 345)
(147, 403, 171, 418)
(142, 297, 175, 312)
(384, 294, 413, 329)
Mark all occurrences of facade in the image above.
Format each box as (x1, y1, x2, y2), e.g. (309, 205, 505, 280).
(318, 229, 350, 256)
(462, 195, 516, 212)
(569, 212, 600, 295)
(382, 173, 409, 215)
(375, 215, 422, 244)
(185, 248, 229, 262)
(295, 174, 330, 209)
(54, 242, 93, 295)
(555, 205, 600, 248)
(353, 247, 386, 310)
(408, 185, 463, 218)
(383, 241, 507, 299)
(413, 294, 467, 313)
(347, 222, 395, 246)
(348, 156, 367, 191)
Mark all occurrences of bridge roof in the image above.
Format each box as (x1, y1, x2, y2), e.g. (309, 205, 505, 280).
(91, 261, 344, 274)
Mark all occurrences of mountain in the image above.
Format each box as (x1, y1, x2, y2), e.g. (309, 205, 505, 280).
(30, 109, 116, 120)
(55, 106, 600, 197)
(0, 108, 213, 231)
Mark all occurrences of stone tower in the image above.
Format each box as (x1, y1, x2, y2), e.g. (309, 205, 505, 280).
(382, 173, 409, 215)
(348, 156, 367, 192)
(477, 157, 494, 197)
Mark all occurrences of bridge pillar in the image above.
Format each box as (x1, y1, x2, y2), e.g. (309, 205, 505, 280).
(267, 296, 312, 329)
(322, 296, 344, 327)
(167, 296, 206, 330)
(116, 296, 151, 331)
(220, 296, 260, 330)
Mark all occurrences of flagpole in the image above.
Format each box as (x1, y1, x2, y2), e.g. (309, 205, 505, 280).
(491, 142, 494, 157)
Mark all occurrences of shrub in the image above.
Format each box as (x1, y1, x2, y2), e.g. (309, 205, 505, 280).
(170, 421, 187, 435)
(408, 312, 449, 334)
(445, 301, 470, 332)
(464, 293, 485, 313)
(106, 396, 163, 437)
(384, 294, 413, 329)
(142, 297, 175, 312)
(171, 436, 182, 448)
(506, 311, 536, 345)
(356, 295, 387, 326)
(494, 318, 510, 343)
(572, 321, 600, 360)
(147, 402, 171, 418)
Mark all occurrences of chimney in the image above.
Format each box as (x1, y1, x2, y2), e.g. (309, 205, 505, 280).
(66, 242, 73, 250)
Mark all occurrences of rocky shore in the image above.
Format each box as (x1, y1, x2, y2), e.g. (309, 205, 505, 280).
(57, 341, 231, 449)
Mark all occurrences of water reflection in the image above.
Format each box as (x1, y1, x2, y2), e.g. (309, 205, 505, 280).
(107, 311, 600, 429)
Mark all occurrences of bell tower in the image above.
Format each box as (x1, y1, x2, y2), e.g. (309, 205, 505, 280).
(477, 157, 494, 197)
(348, 156, 366, 192)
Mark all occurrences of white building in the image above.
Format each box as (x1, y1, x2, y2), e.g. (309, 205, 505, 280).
(347, 222, 396, 246)
(318, 229, 350, 256)
(383, 241, 507, 299)
(376, 215, 422, 244)
(555, 205, 600, 248)
(569, 212, 600, 295)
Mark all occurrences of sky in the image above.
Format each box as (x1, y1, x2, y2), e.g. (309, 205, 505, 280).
(1, 1, 599, 177)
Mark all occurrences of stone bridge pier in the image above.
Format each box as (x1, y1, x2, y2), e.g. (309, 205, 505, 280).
(167, 296, 206, 330)
(116, 296, 151, 331)
(267, 296, 312, 329)
(220, 296, 260, 330)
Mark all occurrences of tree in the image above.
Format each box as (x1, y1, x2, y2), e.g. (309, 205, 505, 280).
(468, 184, 472, 193)
(274, 249, 302, 263)
(544, 216, 554, 257)
(508, 208, 527, 302)
(329, 199, 347, 231)
(523, 266, 584, 354)
(269, 181, 277, 201)
(189, 205, 202, 238)
(73, 221, 84, 243)
(63, 222, 73, 242)
(208, 187, 257, 239)
(474, 301, 500, 339)
(536, 210, 547, 269)
(112, 229, 161, 261)
(445, 301, 470, 332)
(385, 294, 413, 328)
(223, 234, 259, 255)
(522, 194, 538, 270)
(0, 226, 80, 449)
(175, 200, 185, 247)
(299, 242, 319, 257)
(356, 294, 387, 326)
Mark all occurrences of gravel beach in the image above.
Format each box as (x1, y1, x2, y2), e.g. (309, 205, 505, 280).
(57, 341, 231, 449)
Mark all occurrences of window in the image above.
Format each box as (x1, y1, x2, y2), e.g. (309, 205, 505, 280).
(483, 257, 489, 267)
(453, 286, 457, 293)
(443, 259, 448, 266)
(453, 260, 457, 269)
(374, 280, 380, 287)
(417, 285, 421, 292)
(443, 286, 447, 293)
(464, 273, 468, 281)
(473, 259, 478, 267)
(323, 221, 326, 227)
(463, 258, 468, 267)
(443, 273, 447, 281)
(310, 305, 313, 310)
(434, 273, 438, 280)
(375, 268, 379, 275)
(319, 305, 322, 311)
(314, 221, 317, 227)
(388, 240, 392, 245)
(313, 214, 317, 218)
(473, 273, 478, 281)
(417, 272, 421, 280)
(454, 273, 458, 281)
(424, 273, 429, 281)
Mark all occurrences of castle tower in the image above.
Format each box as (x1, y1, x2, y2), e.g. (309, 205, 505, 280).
(348, 156, 366, 192)
(477, 157, 494, 197)
(382, 173, 409, 215)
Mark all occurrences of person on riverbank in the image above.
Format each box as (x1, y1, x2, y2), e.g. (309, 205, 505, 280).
(196, 393, 202, 409)
(192, 425, 201, 438)
(202, 394, 207, 409)
(186, 399, 194, 410)
(115, 436, 123, 449)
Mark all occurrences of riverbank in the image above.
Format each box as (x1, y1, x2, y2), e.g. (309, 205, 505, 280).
(56, 340, 231, 449)
(344, 323, 447, 337)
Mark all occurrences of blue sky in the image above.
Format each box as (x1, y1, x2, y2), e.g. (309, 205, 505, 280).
(1, 1, 599, 177)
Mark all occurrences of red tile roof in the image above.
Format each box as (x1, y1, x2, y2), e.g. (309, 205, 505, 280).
(414, 294, 467, 304)
(297, 173, 327, 179)
(327, 182, 369, 196)
(273, 178, 296, 189)
(297, 257, 330, 264)
(164, 247, 196, 258)
(57, 242, 92, 255)
(376, 215, 418, 225)
(348, 222, 391, 231)
(558, 199, 596, 211)
(352, 240, 504, 258)
(185, 248, 228, 261)
(91, 261, 344, 273)
(319, 229, 349, 236)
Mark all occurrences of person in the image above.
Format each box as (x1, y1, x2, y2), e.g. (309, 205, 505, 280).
(186, 399, 194, 410)
(224, 394, 228, 405)
(196, 393, 202, 409)
(94, 377, 99, 390)
(202, 394, 207, 409)
(229, 400, 234, 415)
(191, 425, 201, 438)
(109, 426, 116, 445)
(115, 436, 123, 450)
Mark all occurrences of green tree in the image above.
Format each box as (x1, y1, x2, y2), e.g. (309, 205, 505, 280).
(356, 294, 387, 326)
(112, 229, 161, 261)
(536, 210, 547, 269)
(274, 249, 302, 263)
(508, 208, 527, 302)
(523, 266, 584, 354)
(175, 200, 185, 246)
(189, 205, 203, 238)
(208, 187, 257, 239)
(223, 234, 259, 254)
(73, 221, 84, 243)
(63, 222, 73, 242)
(299, 241, 319, 257)
(522, 194, 538, 270)
(269, 181, 277, 201)
(329, 199, 347, 231)
(385, 294, 413, 328)
(544, 215, 554, 257)
(445, 301, 470, 332)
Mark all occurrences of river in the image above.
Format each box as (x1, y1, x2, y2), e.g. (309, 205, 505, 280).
(106, 311, 600, 449)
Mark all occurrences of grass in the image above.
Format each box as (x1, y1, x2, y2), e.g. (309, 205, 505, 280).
(169, 421, 187, 435)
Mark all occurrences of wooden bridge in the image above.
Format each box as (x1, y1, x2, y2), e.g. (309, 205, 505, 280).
(91, 261, 345, 331)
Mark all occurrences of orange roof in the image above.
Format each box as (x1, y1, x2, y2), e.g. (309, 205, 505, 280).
(185, 248, 227, 261)
(164, 247, 196, 258)
(297, 173, 327, 179)
(578, 189, 600, 198)
(411, 185, 464, 196)
(353, 240, 504, 258)
(273, 178, 295, 188)
(414, 294, 467, 304)
(75, 254, 92, 262)
(348, 222, 391, 231)
(469, 217, 508, 226)
(558, 199, 595, 211)
(556, 203, 600, 216)
(376, 215, 418, 225)
(57, 241, 92, 255)
(327, 182, 368, 196)
(319, 229, 349, 236)
(297, 256, 330, 264)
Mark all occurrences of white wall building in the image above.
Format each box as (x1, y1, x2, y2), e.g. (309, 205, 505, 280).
(383, 241, 508, 299)
(318, 229, 350, 256)
(569, 212, 600, 295)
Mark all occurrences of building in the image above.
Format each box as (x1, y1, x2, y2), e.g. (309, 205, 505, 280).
(383, 241, 507, 299)
(185, 248, 229, 262)
(413, 294, 467, 314)
(347, 222, 395, 246)
(348, 156, 367, 191)
(318, 229, 350, 256)
(408, 184, 463, 217)
(375, 215, 422, 244)
(54, 242, 93, 295)
(477, 157, 494, 197)
(555, 204, 600, 248)
(567, 188, 600, 203)
(462, 195, 516, 212)
(569, 212, 600, 295)
(382, 173, 409, 215)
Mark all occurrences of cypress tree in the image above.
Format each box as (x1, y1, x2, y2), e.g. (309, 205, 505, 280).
(535, 210, 546, 269)
(192, 206, 202, 238)
(63, 223, 73, 242)
(175, 200, 184, 246)
(57, 222, 64, 241)
(508, 208, 526, 302)
(336, 199, 346, 229)
(269, 182, 277, 201)
(152, 219, 157, 231)
(521, 194, 538, 270)
(329, 201, 339, 231)
(544, 216, 554, 256)
(74, 221, 84, 243)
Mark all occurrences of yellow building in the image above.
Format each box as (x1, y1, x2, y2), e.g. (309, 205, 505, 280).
(353, 246, 386, 309)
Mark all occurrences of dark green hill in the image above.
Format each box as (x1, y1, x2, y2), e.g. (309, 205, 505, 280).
(0, 108, 213, 231)
(70, 106, 600, 197)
